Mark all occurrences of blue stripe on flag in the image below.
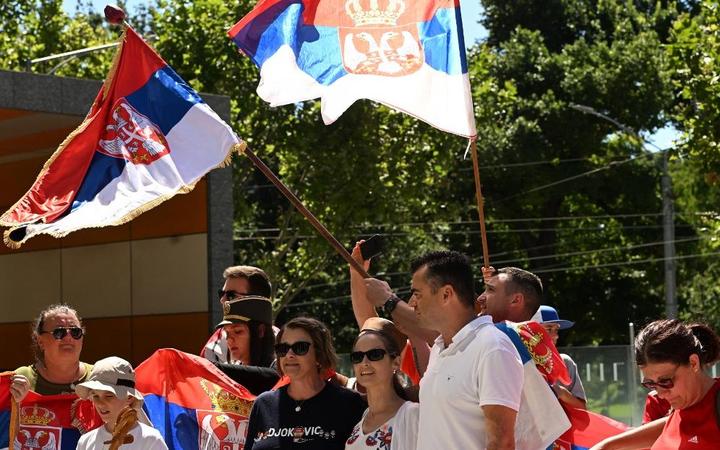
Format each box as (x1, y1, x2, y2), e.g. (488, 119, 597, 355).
(495, 322, 533, 364)
(70, 152, 127, 210)
(126, 66, 203, 136)
(0, 410, 9, 448)
(419, 7, 467, 75)
(144, 394, 200, 450)
(245, 3, 346, 86)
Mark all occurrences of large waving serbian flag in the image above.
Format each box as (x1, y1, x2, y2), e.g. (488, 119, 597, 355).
(0, 374, 102, 450)
(0, 27, 240, 248)
(136, 349, 256, 450)
(228, 0, 476, 137)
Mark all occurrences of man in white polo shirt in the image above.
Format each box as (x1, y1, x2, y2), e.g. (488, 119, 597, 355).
(376, 250, 523, 450)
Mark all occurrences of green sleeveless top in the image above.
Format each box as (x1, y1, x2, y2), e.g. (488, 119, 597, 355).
(14, 362, 93, 395)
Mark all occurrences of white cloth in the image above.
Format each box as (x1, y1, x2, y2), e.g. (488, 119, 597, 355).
(76, 423, 168, 450)
(417, 315, 524, 450)
(345, 401, 419, 450)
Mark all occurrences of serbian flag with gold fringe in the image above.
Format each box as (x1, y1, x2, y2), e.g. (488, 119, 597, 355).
(0, 373, 102, 450)
(0, 26, 240, 248)
(135, 349, 255, 450)
(228, 0, 476, 137)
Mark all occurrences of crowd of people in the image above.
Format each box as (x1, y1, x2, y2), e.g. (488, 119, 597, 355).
(8, 245, 720, 449)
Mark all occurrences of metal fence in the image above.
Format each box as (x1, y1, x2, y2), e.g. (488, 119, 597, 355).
(560, 345, 720, 426)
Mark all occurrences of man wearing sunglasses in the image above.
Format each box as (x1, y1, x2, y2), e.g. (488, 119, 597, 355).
(201, 265, 281, 395)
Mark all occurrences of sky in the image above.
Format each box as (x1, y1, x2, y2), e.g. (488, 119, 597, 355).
(62, 0, 488, 49)
(61, 0, 676, 148)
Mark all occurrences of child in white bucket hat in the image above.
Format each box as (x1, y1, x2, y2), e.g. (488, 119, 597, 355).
(74, 357, 167, 450)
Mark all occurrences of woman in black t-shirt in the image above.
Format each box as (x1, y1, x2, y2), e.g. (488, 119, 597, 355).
(245, 317, 366, 450)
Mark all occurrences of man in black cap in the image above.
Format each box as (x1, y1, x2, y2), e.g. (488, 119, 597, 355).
(203, 265, 279, 394)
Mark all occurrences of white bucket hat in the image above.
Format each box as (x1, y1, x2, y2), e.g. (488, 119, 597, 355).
(75, 356, 152, 425)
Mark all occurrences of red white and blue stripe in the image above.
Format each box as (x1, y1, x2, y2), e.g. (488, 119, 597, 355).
(228, 0, 476, 137)
(0, 28, 239, 248)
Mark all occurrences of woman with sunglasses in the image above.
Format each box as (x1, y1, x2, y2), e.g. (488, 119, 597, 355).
(245, 316, 366, 450)
(10, 304, 92, 402)
(590, 319, 720, 450)
(345, 318, 418, 450)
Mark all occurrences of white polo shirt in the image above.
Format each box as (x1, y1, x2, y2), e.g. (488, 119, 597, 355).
(416, 315, 524, 450)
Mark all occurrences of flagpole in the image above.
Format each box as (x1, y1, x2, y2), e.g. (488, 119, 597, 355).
(469, 138, 490, 268)
(235, 142, 371, 278)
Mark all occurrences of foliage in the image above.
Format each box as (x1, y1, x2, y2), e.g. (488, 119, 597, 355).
(2, 0, 718, 349)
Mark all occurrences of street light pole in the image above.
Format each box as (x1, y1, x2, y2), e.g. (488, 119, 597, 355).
(568, 104, 677, 317)
(662, 152, 678, 318)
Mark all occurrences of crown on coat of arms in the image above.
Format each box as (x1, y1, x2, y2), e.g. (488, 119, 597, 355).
(200, 380, 253, 417)
(345, 0, 405, 26)
(20, 405, 55, 426)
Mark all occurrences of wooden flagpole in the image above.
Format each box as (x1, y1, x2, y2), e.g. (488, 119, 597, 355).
(469, 138, 490, 268)
(235, 142, 371, 278)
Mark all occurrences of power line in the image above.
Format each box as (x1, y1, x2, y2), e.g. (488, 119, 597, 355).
(296, 236, 704, 291)
(234, 211, 710, 235)
(531, 251, 720, 274)
(234, 223, 692, 241)
(492, 149, 667, 204)
(283, 252, 719, 308)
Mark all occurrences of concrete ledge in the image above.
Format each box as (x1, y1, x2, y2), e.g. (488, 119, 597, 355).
(0, 69, 231, 119)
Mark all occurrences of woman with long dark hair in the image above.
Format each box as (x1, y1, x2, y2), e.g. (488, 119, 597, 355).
(345, 318, 418, 450)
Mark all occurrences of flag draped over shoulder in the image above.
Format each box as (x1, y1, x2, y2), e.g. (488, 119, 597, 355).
(0, 27, 240, 248)
(135, 349, 256, 450)
(556, 407, 629, 450)
(0, 374, 102, 450)
(495, 322, 572, 449)
(228, 0, 477, 137)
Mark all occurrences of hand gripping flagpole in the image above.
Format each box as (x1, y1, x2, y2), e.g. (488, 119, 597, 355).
(469, 138, 490, 268)
(234, 142, 371, 278)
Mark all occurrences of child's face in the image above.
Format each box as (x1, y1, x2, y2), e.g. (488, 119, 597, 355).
(90, 390, 131, 429)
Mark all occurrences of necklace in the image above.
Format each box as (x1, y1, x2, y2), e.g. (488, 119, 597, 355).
(294, 399, 306, 412)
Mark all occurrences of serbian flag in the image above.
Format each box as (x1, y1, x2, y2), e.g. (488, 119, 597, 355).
(555, 407, 628, 449)
(228, 0, 476, 137)
(135, 349, 256, 450)
(495, 322, 572, 449)
(0, 27, 240, 248)
(0, 374, 102, 450)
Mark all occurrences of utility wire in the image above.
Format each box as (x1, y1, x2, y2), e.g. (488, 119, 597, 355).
(234, 224, 691, 241)
(284, 251, 719, 308)
(234, 211, 710, 235)
(294, 235, 704, 292)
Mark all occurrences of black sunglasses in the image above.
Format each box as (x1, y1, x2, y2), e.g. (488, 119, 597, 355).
(217, 289, 248, 301)
(275, 341, 312, 357)
(41, 327, 84, 340)
(641, 378, 675, 391)
(350, 348, 392, 364)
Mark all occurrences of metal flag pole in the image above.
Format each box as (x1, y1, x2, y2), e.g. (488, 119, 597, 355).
(469, 138, 491, 268)
(235, 142, 371, 278)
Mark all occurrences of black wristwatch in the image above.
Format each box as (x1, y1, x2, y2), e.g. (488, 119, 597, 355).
(383, 294, 401, 316)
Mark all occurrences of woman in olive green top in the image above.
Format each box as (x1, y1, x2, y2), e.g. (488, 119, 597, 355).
(10, 304, 92, 401)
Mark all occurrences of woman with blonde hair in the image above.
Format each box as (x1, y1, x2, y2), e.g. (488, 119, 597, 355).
(10, 304, 92, 401)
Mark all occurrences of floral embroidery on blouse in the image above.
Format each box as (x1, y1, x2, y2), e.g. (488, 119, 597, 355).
(346, 422, 393, 449)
